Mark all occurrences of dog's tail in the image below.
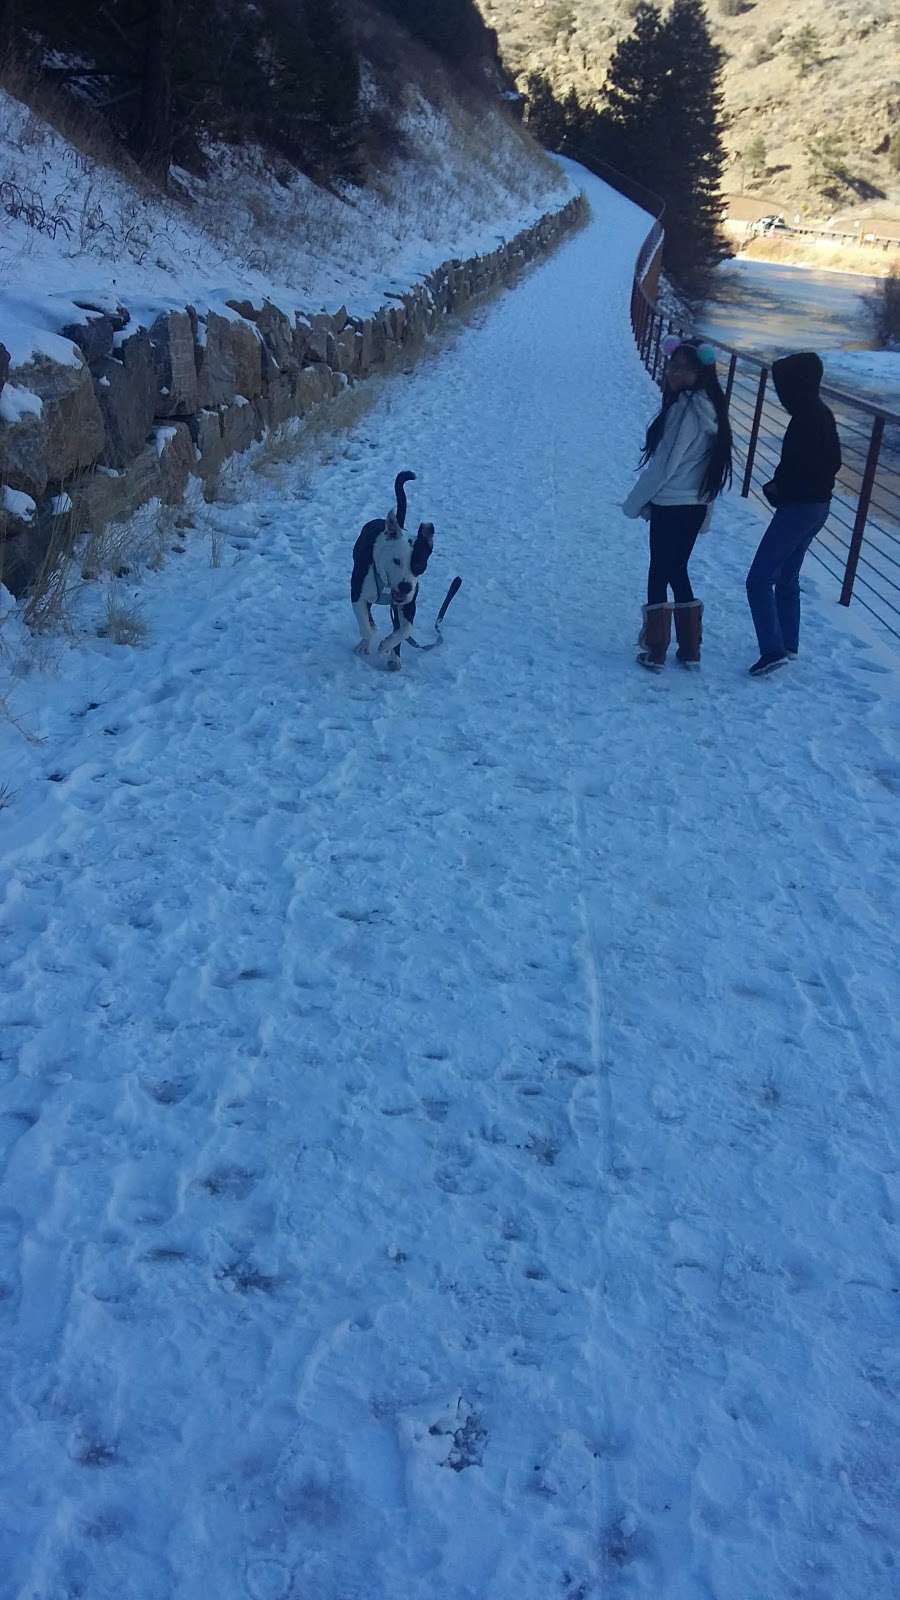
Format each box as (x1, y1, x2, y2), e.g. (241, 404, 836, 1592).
(394, 471, 416, 529)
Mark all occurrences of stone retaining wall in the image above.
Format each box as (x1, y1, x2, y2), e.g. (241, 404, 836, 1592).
(0, 194, 585, 596)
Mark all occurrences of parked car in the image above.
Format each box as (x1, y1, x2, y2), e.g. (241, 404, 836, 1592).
(752, 214, 790, 236)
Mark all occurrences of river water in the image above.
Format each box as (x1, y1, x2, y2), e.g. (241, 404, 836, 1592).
(698, 257, 880, 361)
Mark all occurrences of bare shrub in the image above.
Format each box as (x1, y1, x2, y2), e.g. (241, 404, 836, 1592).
(0, 175, 71, 239)
(146, 506, 175, 571)
(0, 782, 15, 810)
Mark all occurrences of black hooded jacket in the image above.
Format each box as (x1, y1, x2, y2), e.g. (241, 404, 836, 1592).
(763, 353, 842, 506)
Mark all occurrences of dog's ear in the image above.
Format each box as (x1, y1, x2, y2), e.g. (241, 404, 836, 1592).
(410, 522, 435, 578)
(385, 509, 401, 538)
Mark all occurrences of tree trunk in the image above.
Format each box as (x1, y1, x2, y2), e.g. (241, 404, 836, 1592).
(136, 0, 174, 185)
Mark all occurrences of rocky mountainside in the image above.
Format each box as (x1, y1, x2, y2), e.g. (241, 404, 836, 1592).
(477, 0, 900, 215)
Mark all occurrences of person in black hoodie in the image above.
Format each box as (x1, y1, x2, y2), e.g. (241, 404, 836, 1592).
(745, 352, 841, 675)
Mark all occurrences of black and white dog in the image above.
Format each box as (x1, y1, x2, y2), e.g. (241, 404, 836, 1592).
(351, 471, 434, 669)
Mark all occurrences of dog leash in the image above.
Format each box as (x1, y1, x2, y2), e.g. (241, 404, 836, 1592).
(407, 576, 463, 652)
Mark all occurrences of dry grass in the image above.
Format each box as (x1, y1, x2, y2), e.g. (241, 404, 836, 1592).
(250, 422, 305, 476)
(202, 460, 241, 505)
(251, 383, 382, 480)
(739, 234, 900, 278)
(0, 616, 43, 745)
(97, 594, 148, 646)
(0, 689, 41, 744)
(0, 781, 14, 809)
(23, 497, 81, 634)
(18, 480, 174, 636)
(81, 500, 174, 582)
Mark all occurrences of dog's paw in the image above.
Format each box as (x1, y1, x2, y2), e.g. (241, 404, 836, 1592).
(354, 640, 372, 656)
(385, 655, 402, 673)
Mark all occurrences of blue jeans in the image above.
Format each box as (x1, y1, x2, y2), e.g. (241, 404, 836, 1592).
(746, 502, 830, 656)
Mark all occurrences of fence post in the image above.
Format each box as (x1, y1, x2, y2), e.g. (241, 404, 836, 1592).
(650, 316, 663, 381)
(641, 305, 655, 365)
(639, 300, 650, 360)
(840, 414, 884, 607)
(741, 366, 768, 497)
(724, 351, 737, 410)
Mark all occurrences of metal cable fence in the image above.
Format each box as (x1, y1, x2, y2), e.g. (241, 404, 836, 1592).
(627, 235, 900, 643)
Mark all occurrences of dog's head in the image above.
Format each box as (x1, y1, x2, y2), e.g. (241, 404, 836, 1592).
(374, 508, 416, 604)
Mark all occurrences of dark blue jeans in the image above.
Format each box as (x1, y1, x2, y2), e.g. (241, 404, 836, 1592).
(647, 503, 707, 605)
(746, 501, 830, 657)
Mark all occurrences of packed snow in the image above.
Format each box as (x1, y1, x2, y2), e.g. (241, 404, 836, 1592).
(1, 165, 899, 1600)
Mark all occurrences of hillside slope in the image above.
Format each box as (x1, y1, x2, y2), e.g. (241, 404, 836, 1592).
(477, 0, 900, 215)
(0, 5, 567, 322)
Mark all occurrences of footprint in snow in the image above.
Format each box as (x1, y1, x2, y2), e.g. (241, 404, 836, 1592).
(143, 1075, 195, 1106)
(523, 1133, 562, 1167)
(199, 1166, 259, 1201)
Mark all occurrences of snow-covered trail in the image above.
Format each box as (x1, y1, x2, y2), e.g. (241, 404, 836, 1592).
(2, 169, 899, 1600)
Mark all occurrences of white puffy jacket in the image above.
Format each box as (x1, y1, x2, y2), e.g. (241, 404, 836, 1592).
(622, 392, 718, 518)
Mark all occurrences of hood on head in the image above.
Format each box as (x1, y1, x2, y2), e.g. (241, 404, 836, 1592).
(772, 352, 823, 413)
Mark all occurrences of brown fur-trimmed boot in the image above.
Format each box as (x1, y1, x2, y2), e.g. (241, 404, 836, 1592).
(673, 599, 703, 668)
(637, 602, 673, 671)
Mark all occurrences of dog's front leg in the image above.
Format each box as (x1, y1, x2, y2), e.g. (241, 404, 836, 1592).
(378, 605, 412, 668)
(353, 599, 377, 656)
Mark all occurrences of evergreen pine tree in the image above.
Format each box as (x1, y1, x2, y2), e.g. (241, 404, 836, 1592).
(559, 86, 585, 159)
(659, 0, 729, 288)
(523, 71, 568, 153)
(303, 0, 362, 177)
(135, 0, 175, 183)
(599, 2, 668, 186)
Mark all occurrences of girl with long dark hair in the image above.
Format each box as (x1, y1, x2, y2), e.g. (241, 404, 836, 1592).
(622, 337, 733, 670)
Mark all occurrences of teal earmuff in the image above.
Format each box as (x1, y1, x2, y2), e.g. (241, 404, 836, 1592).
(661, 334, 718, 366)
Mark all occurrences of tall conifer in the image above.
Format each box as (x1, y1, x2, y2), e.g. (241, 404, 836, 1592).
(660, 0, 728, 287)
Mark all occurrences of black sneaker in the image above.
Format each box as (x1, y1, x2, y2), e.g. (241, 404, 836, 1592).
(749, 652, 789, 677)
